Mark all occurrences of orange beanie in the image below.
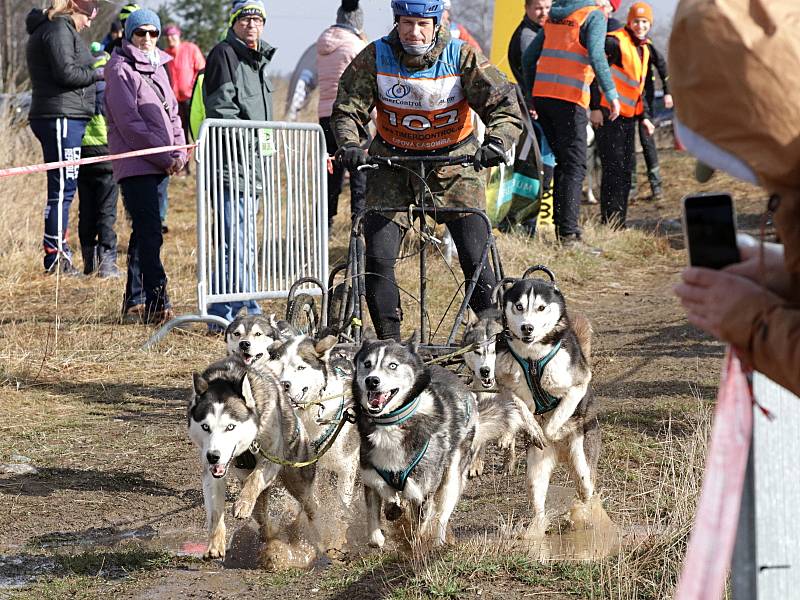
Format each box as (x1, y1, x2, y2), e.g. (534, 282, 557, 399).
(628, 2, 654, 25)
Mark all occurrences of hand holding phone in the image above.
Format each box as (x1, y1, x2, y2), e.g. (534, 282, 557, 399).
(681, 193, 741, 269)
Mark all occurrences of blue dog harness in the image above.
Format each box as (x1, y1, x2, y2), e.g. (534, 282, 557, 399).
(506, 337, 563, 415)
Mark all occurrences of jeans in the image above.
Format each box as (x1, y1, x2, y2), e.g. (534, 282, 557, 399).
(208, 189, 261, 324)
(121, 174, 170, 311)
(158, 175, 169, 225)
(597, 115, 636, 228)
(29, 117, 89, 269)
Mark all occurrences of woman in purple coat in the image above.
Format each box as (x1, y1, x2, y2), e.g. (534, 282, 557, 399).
(105, 8, 186, 324)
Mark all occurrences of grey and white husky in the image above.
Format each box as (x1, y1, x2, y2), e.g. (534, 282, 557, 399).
(495, 276, 599, 532)
(271, 335, 360, 509)
(188, 357, 318, 559)
(352, 332, 545, 548)
(461, 308, 539, 477)
(225, 314, 298, 370)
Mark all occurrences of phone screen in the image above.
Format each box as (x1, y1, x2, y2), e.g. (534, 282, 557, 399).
(683, 194, 740, 269)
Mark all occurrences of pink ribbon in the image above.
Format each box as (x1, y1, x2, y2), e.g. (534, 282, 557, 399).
(675, 350, 753, 600)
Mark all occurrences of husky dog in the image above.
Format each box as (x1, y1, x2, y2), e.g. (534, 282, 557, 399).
(352, 332, 545, 548)
(225, 314, 299, 370)
(188, 357, 318, 559)
(271, 335, 360, 508)
(461, 308, 537, 477)
(495, 277, 599, 531)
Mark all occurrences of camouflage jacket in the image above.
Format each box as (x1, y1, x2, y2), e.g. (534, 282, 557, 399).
(331, 26, 522, 152)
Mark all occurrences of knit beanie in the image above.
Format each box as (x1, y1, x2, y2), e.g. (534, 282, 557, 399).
(628, 2, 654, 25)
(608, 0, 621, 11)
(336, 0, 363, 32)
(230, 0, 266, 26)
(124, 8, 161, 41)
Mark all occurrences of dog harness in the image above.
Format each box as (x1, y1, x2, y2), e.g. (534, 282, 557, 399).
(374, 439, 431, 492)
(311, 395, 346, 454)
(505, 337, 563, 415)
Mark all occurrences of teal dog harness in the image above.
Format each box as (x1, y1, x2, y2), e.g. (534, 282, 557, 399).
(506, 337, 563, 415)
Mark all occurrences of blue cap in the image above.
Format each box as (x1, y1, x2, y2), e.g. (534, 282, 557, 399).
(124, 8, 161, 41)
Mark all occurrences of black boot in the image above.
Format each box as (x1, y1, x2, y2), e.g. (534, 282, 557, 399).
(81, 245, 97, 275)
(648, 168, 664, 200)
(97, 248, 122, 279)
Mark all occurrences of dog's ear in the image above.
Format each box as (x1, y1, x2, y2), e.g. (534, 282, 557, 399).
(268, 313, 279, 328)
(193, 373, 208, 396)
(314, 335, 337, 360)
(462, 307, 479, 327)
(362, 327, 377, 341)
(240, 374, 257, 410)
(404, 330, 420, 354)
(267, 339, 283, 360)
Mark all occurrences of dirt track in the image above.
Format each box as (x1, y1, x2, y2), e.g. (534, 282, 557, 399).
(0, 151, 769, 598)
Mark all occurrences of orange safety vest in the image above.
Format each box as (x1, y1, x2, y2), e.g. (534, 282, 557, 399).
(532, 5, 600, 109)
(600, 30, 650, 118)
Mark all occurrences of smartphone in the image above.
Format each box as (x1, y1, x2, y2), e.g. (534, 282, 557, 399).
(681, 192, 741, 269)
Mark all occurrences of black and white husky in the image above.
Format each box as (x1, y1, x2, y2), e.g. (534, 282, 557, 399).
(188, 357, 318, 559)
(495, 276, 599, 532)
(271, 335, 360, 509)
(225, 314, 298, 370)
(352, 332, 545, 547)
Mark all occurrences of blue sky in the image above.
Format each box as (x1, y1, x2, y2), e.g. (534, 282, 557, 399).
(139, 0, 679, 75)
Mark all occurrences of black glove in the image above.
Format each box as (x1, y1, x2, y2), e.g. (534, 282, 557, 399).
(473, 137, 507, 171)
(335, 144, 368, 170)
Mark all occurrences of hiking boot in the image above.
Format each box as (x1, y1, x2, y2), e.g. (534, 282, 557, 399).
(122, 304, 147, 324)
(144, 306, 174, 325)
(97, 250, 122, 279)
(81, 245, 98, 275)
(650, 182, 664, 201)
(560, 234, 602, 256)
(45, 254, 81, 277)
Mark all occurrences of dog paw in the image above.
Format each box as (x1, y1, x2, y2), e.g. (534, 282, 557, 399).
(384, 502, 403, 522)
(233, 497, 255, 519)
(203, 542, 226, 560)
(523, 514, 550, 539)
(368, 529, 385, 548)
(468, 458, 484, 479)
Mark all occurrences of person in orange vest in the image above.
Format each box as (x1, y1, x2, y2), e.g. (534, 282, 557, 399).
(590, 1, 655, 228)
(521, 0, 620, 251)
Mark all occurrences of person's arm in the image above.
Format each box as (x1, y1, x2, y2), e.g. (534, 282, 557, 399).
(330, 44, 377, 149)
(194, 43, 207, 72)
(520, 29, 544, 102)
(163, 67, 187, 161)
(649, 42, 669, 95)
(203, 44, 241, 120)
(42, 22, 96, 88)
(105, 64, 173, 170)
(461, 44, 523, 151)
(583, 11, 617, 102)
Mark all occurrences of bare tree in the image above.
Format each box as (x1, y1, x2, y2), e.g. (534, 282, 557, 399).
(451, 0, 494, 53)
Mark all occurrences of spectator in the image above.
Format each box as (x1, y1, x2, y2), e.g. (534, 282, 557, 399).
(105, 8, 186, 324)
(590, 1, 655, 228)
(26, 0, 102, 275)
(105, 3, 140, 54)
(522, 0, 620, 250)
(164, 24, 206, 150)
(203, 0, 275, 328)
(317, 0, 367, 227)
(442, 0, 483, 52)
(670, 0, 800, 396)
(101, 20, 123, 53)
(629, 18, 671, 201)
(77, 44, 120, 278)
(508, 0, 551, 85)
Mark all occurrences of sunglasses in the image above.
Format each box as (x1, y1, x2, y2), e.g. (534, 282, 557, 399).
(133, 29, 160, 39)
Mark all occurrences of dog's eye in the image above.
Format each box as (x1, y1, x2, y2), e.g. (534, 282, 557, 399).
(538, 305, 546, 312)
(233, 332, 240, 337)
(388, 362, 398, 370)
(363, 360, 372, 369)
(225, 424, 236, 431)
(201, 424, 210, 432)
(515, 303, 524, 311)
(254, 331, 262, 336)
(297, 365, 306, 371)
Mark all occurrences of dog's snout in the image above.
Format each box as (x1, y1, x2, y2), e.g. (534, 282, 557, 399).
(239, 340, 251, 351)
(365, 375, 381, 391)
(521, 324, 534, 336)
(479, 366, 491, 378)
(281, 380, 292, 392)
(206, 450, 221, 465)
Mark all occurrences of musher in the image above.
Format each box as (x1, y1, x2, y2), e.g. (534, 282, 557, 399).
(330, 0, 522, 342)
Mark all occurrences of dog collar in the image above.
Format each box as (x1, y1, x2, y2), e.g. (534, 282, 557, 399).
(369, 393, 423, 427)
(506, 335, 563, 415)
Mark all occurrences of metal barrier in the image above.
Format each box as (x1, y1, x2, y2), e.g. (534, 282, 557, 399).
(145, 119, 328, 347)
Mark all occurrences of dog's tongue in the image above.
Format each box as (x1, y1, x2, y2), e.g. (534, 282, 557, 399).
(211, 464, 226, 478)
(242, 354, 253, 365)
(368, 391, 392, 410)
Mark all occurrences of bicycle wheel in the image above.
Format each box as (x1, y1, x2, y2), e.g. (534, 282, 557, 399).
(286, 293, 318, 337)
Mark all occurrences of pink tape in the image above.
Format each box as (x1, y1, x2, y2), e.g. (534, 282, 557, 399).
(0, 143, 196, 178)
(674, 350, 753, 600)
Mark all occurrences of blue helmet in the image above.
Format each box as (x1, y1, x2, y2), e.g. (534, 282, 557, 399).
(391, 1, 445, 24)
